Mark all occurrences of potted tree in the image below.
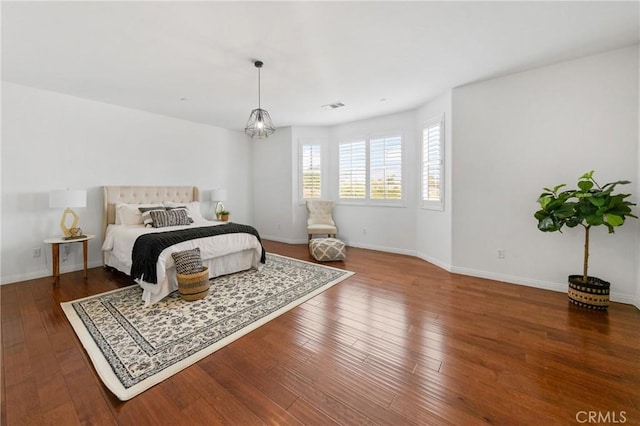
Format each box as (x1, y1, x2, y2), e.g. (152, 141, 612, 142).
(534, 171, 637, 310)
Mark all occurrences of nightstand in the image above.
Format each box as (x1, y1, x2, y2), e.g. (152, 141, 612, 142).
(44, 234, 95, 284)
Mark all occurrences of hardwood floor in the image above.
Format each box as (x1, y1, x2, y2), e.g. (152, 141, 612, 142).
(2, 240, 639, 425)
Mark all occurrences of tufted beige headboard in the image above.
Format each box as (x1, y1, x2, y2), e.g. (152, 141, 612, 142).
(102, 185, 200, 240)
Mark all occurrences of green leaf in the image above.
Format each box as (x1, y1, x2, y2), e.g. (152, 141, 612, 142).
(580, 171, 594, 180)
(566, 217, 581, 227)
(534, 210, 548, 221)
(538, 196, 552, 209)
(577, 180, 593, 192)
(605, 214, 624, 227)
(603, 180, 631, 189)
(585, 215, 604, 226)
(554, 204, 575, 219)
(588, 196, 605, 207)
(577, 203, 597, 216)
(538, 216, 559, 232)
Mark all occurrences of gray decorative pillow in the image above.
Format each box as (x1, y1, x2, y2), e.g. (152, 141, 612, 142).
(138, 206, 166, 227)
(149, 208, 192, 228)
(171, 248, 203, 275)
(165, 206, 194, 223)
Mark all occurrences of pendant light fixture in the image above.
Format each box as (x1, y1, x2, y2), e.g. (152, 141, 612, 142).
(244, 60, 276, 139)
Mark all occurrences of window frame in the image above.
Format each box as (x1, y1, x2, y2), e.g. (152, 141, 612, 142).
(299, 141, 323, 202)
(421, 114, 445, 211)
(338, 138, 367, 202)
(338, 132, 404, 207)
(369, 134, 403, 202)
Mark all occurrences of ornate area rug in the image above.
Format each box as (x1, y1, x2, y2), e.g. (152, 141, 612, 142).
(61, 253, 353, 401)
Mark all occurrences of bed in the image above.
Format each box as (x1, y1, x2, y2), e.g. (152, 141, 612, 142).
(102, 186, 264, 306)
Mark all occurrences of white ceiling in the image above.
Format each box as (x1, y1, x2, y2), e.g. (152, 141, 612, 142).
(2, 1, 639, 132)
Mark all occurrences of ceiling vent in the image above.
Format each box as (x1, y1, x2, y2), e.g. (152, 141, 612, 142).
(321, 102, 345, 110)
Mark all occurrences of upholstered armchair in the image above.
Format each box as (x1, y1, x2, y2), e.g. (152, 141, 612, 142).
(306, 200, 337, 241)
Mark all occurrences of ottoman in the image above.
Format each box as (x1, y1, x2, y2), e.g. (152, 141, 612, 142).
(309, 237, 346, 261)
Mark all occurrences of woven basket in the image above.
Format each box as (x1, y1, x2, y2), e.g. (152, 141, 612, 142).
(176, 266, 210, 301)
(568, 275, 610, 310)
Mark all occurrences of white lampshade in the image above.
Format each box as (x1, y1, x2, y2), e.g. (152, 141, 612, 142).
(49, 189, 87, 209)
(211, 189, 227, 202)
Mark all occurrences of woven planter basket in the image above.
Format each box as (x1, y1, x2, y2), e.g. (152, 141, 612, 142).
(176, 266, 210, 301)
(567, 275, 610, 310)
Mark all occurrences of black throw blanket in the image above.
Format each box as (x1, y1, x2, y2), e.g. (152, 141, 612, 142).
(130, 223, 266, 284)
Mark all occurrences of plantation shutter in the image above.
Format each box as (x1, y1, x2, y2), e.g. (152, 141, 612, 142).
(422, 120, 443, 206)
(339, 140, 366, 199)
(369, 135, 402, 200)
(301, 144, 321, 199)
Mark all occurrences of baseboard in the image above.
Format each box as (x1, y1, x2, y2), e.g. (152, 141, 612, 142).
(610, 293, 640, 307)
(450, 266, 567, 294)
(449, 265, 639, 307)
(264, 241, 639, 305)
(1, 260, 103, 285)
(343, 241, 417, 257)
(261, 235, 308, 245)
(415, 251, 453, 272)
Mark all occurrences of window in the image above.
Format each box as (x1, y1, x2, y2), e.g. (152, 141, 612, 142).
(370, 135, 402, 200)
(301, 143, 321, 199)
(422, 116, 444, 209)
(339, 134, 403, 203)
(339, 140, 366, 199)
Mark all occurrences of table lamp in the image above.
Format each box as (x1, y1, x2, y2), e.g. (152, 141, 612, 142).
(49, 189, 87, 238)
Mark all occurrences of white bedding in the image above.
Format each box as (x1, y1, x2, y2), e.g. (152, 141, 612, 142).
(102, 219, 264, 306)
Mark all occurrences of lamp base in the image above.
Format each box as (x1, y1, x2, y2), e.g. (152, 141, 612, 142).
(60, 208, 80, 237)
(214, 202, 225, 219)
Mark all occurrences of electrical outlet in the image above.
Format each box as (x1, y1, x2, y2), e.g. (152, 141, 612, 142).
(497, 249, 505, 259)
(32, 247, 41, 258)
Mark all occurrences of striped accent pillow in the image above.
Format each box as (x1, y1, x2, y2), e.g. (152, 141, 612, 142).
(165, 206, 194, 224)
(171, 248, 203, 275)
(138, 206, 166, 228)
(149, 208, 192, 228)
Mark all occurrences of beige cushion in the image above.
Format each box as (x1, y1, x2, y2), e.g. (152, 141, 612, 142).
(307, 224, 337, 235)
(309, 238, 346, 261)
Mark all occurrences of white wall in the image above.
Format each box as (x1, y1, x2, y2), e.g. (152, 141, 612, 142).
(415, 91, 453, 270)
(251, 126, 295, 242)
(1, 82, 253, 284)
(451, 46, 639, 304)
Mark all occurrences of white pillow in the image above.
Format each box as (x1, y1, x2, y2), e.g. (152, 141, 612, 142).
(115, 202, 163, 225)
(163, 201, 204, 221)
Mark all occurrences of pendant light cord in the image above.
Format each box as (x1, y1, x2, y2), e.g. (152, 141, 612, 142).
(257, 66, 261, 109)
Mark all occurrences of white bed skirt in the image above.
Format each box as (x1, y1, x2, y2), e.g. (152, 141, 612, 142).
(104, 249, 261, 306)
